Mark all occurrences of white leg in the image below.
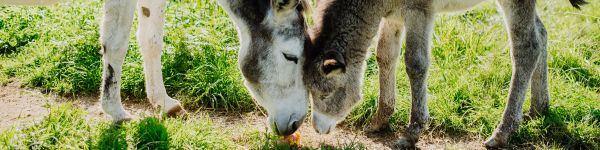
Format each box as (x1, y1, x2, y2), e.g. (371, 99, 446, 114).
(137, 0, 186, 117)
(100, 0, 137, 123)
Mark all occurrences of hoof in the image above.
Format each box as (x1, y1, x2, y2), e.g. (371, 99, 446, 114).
(484, 135, 506, 149)
(166, 104, 188, 118)
(394, 136, 417, 149)
(364, 122, 390, 133)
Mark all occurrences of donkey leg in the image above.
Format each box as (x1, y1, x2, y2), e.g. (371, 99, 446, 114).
(365, 18, 404, 132)
(100, 0, 137, 123)
(485, 0, 541, 147)
(526, 15, 549, 120)
(396, 6, 434, 148)
(137, 0, 187, 117)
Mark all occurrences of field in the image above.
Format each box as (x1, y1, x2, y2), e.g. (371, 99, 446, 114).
(1, 0, 599, 149)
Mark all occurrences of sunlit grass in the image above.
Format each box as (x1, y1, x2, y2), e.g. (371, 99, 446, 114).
(0, 104, 365, 149)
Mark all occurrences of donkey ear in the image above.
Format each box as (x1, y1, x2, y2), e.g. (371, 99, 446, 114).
(271, 0, 300, 14)
(321, 51, 346, 77)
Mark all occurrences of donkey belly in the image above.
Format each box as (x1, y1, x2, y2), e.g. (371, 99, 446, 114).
(433, 0, 487, 13)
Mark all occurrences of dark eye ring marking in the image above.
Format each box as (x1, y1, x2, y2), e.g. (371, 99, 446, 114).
(283, 53, 298, 64)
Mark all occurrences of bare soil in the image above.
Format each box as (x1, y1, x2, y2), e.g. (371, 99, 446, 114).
(0, 82, 484, 149)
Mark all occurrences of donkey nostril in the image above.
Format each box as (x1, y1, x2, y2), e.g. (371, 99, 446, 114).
(291, 121, 301, 131)
(288, 121, 301, 133)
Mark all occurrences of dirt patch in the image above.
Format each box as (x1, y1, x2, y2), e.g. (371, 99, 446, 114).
(209, 111, 485, 149)
(0, 82, 51, 131)
(0, 83, 484, 149)
(0, 82, 153, 131)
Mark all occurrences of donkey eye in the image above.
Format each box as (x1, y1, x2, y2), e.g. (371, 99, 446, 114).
(282, 53, 298, 64)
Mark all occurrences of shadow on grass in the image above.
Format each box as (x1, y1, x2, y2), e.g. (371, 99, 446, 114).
(97, 125, 127, 150)
(134, 117, 170, 150)
(511, 107, 600, 149)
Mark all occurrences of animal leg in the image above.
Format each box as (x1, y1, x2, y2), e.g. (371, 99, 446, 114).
(526, 15, 549, 120)
(365, 18, 403, 132)
(100, 0, 137, 123)
(137, 0, 187, 117)
(395, 6, 434, 148)
(485, 0, 541, 148)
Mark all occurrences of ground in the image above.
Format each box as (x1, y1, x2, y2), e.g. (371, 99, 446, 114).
(1, 82, 486, 149)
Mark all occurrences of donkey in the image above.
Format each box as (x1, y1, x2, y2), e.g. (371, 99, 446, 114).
(2, 0, 311, 136)
(219, 0, 311, 136)
(304, 0, 587, 148)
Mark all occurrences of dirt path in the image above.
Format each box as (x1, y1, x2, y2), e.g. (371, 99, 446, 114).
(0, 82, 484, 149)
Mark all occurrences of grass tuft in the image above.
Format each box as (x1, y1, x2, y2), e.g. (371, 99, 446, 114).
(97, 124, 128, 150)
(14, 104, 91, 149)
(134, 118, 170, 149)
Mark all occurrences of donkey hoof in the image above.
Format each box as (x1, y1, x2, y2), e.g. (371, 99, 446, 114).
(166, 104, 188, 118)
(394, 136, 417, 149)
(364, 122, 390, 133)
(484, 135, 506, 148)
(364, 125, 381, 133)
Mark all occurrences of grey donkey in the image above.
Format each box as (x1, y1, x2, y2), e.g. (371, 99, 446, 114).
(2, 0, 311, 136)
(303, 0, 587, 148)
(219, 0, 312, 136)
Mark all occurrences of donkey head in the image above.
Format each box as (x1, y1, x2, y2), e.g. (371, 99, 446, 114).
(218, 0, 310, 136)
(303, 30, 364, 135)
(303, 0, 377, 134)
(303, 42, 359, 135)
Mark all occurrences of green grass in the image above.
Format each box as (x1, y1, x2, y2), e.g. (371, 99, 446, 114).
(1, 0, 599, 149)
(0, 104, 234, 149)
(0, 0, 251, 110)
(0, 104, 365, 149)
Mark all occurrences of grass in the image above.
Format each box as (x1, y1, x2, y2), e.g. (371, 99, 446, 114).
(0, 0, 599, 149)
(0, 0, 251, 110)
(0, 104, 234, 149)
(0, 104, 365, 149)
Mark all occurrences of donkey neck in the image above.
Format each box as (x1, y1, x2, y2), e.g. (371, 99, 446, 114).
(311, 0, 395, 63)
